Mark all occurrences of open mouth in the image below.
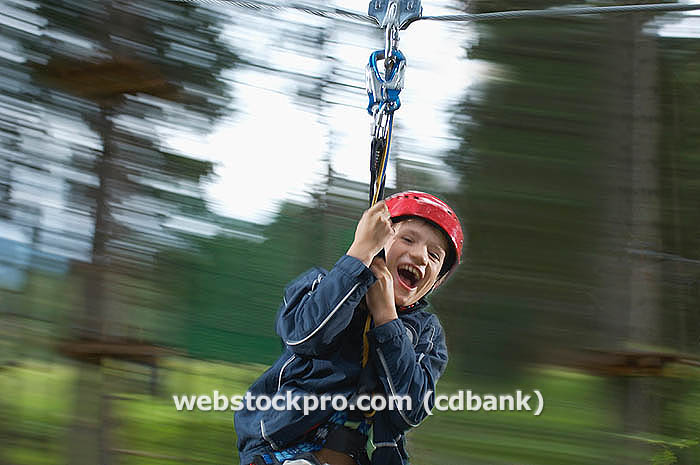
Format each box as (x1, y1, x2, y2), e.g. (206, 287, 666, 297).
(397, 264, 421, 290)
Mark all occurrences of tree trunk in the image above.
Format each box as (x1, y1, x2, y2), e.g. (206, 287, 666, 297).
(598, 12, 662, 465)
(68, 105, 117, 465)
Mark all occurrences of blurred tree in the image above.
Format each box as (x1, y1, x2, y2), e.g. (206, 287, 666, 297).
(597, 10, 663, 455)
(28, 0, 236, 339)
(447, 0, 613, 380)
(0, 1, 51, 260)
(656, 34, 700, 465)
(447, 0, 699, 463)
(657, 35, 700, 354)
(0, 1, 239, 463)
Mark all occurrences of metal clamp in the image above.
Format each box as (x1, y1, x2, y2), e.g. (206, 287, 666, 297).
(368, 0, 423, 30)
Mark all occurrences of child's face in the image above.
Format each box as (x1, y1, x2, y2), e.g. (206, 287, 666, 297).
(385, 218, 449, 307)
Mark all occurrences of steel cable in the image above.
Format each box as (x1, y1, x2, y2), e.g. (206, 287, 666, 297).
(173, 0, 700, 26)
(422, 2, 700, 22)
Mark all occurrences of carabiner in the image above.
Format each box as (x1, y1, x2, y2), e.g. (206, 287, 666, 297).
(365, 49, 406, 115)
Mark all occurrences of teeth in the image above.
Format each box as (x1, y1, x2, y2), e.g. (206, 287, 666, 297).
(398, 264, 421, 282)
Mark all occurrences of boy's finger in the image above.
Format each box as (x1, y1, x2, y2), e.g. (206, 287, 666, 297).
(368, 200, 387, 215)
(369, 261, 385, 279)
(370, 255, 388, 270)
(380, 218, 395, 238)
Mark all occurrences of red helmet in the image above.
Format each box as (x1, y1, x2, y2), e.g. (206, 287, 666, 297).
(385, 191, 464, 279)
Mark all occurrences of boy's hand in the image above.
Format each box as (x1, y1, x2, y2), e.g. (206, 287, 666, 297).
(346, 201, 395, 267)
(367, 256, 398, 326)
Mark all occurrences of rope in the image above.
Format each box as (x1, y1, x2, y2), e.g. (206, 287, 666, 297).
(362, 111, 394, 369)
(369, 112, 393, 207)
(173, 0, 700, 26)
(361, 310, 373, 367)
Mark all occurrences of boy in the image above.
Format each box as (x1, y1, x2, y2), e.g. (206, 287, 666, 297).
(235, 191, 464, 465)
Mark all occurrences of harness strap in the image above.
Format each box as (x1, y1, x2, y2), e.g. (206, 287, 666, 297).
(324, 426, 371, 465)
(360, 309, 373, 368)
(250, 454, 274, 465)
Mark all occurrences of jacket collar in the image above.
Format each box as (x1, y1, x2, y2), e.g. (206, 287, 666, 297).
(397, 298, 428, 314)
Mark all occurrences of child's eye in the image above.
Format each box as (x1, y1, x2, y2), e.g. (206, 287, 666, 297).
(429, 252, 440, 261)
(402, 236, 413, 243)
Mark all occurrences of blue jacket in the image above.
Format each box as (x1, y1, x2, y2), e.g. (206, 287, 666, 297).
(235, 255, 448, 465)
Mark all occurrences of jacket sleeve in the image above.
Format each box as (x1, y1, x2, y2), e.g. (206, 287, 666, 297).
(276, 254, 377, 357)
(367, 313, 448, 431)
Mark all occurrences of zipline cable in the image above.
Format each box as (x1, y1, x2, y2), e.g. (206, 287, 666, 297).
(421, 2, 700, 23)
(175, 0, 700, 27)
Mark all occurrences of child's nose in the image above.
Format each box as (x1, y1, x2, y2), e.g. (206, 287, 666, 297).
(409, 244, 428, 265)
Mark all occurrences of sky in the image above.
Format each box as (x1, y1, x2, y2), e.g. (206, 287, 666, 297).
(657, 0, 700, 37)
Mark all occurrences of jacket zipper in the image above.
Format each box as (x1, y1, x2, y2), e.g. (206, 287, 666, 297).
(260, 419, 280, 450)
(277, 354, 296, 390)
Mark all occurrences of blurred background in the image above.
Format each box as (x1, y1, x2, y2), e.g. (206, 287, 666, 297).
(0, 0, 699, 463)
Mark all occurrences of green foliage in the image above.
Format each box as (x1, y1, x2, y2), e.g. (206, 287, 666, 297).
(652, 448, 678, 465)
(625, 435, 700, 465)
(447, 4, 613, 377)
(3, 360, 698, 465)
(154, 200, 359, 363)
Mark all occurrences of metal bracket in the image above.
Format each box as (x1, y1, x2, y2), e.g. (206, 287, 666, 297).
(368, 0, 422, 30)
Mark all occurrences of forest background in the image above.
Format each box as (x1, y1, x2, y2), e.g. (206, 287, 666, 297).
(0, 0, 699, 464)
